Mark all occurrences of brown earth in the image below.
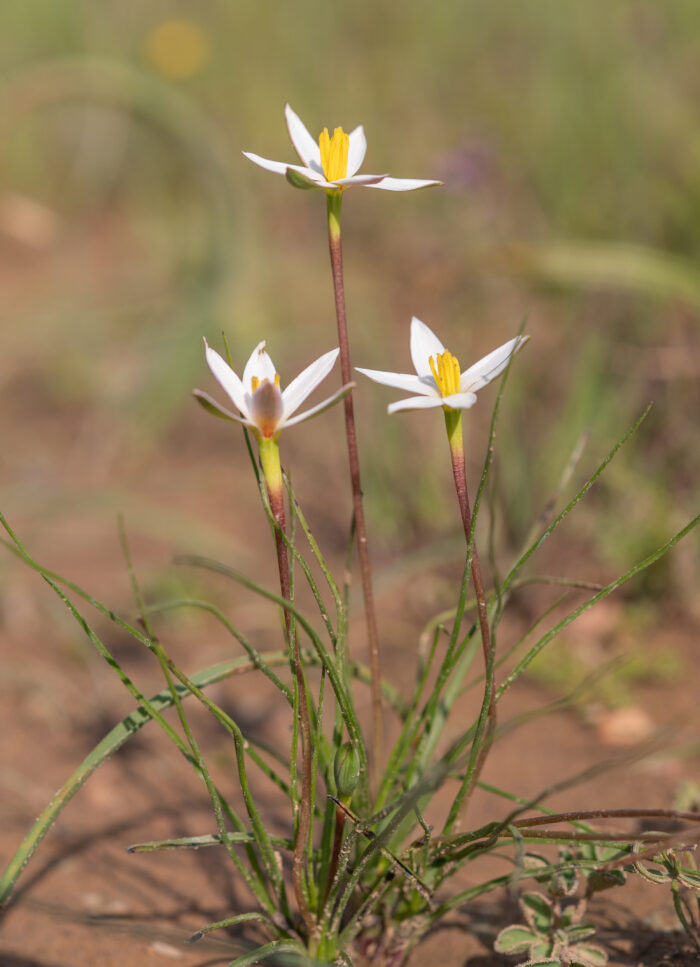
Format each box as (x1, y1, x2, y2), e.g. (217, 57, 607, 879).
(1, 442, 698, 966)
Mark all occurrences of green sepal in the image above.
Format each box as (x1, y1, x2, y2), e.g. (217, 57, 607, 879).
(192, 389, 241, 422)
(285, 167, 320, 190)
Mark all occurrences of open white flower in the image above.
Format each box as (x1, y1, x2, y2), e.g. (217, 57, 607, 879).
(357, 317, 528, 414)
(243, 104, 442, 192)
(195, 339, 350, 439)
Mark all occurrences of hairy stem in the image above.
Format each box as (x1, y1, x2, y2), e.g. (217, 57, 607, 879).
(326, 190, 382, 779)
(259, 437, 315, 938)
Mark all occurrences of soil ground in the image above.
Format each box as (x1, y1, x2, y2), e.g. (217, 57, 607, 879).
(1, 416, 698, 966)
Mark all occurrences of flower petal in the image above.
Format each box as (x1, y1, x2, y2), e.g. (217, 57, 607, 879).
(282, 382, 355, 429)
(460, 336, 528, 393)
(368, 177, 443, 192)
(204, 339, 249, 416)
(242, 151, 292, 176)
(442, 391, 479, 410)
(355, 366, 433, 396)
(243, 152, 328, 183)
(243, 341, 277, 390)
(410, 316, 445, 378)
(346, 124, 367, 177)
(285, 104, 323, 173)
(334, 173, 388, 187)
(387, 395, 446, 414)
(282, 348, 340, 419)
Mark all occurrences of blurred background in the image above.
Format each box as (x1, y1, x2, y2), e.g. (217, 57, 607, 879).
(1, 0, 697, 636)
(1, 2, 699, 955)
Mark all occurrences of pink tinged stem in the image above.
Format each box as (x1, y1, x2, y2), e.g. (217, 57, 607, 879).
(258, 438, 315, 938)
(326, 191, 383, 779)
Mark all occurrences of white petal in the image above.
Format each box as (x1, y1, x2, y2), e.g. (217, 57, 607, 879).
(368, 177, 443, 192)
(243, 152, 327, 183)
(460, 336, 528, 393)
(282, 348, 339, 419)
(355, 367, 433, 396)
(285, 104, 323, 173)
(204, 339, 249, 416)
(335, 173, 388, 187)
(441, 391, 478, 410)
(282, 382, 354, 429)
(387, 396, 446, 414)
(243, 152, 291, 176)
(410, 317, 445, 378)
(243, 341, 277, 389)
(346, 125, 367, 176)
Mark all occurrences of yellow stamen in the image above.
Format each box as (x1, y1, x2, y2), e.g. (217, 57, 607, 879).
(251, 373, 280, 393)
(318, 126, 349, 183)
(429, 350, 461, 398)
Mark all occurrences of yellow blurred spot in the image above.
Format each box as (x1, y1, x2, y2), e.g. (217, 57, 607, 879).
(146, 19, 209, 80)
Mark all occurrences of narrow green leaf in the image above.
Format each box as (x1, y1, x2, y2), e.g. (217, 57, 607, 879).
(187, 911, 279, 944)
(498, 513, 699, 699)
(224, 939, 305, 967)
(0, 655, 269, 906)
(128, 832, 295, 853)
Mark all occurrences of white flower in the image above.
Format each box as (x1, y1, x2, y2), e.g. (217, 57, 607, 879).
(243, 104, 442, 192)
(195, 339, 350, 439)
(357, 317, 528, 414)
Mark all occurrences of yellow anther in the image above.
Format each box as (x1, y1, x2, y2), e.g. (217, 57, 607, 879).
(318, 126, 349, 183)
(251, 373, 281, 394)
(429, 350, 461, 398)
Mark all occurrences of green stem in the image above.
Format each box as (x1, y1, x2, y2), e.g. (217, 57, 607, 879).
(326, 190, 383, 781)
(258, 435, 316, 940)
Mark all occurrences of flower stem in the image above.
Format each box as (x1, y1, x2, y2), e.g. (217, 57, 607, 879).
(444, 409, 496, 812)
(326, 190, 383, 779)
(258, 436, 315, 938)
(324, 802, 347, 904)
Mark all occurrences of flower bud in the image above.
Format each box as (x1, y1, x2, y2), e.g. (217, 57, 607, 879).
(334, 741, 360, 800)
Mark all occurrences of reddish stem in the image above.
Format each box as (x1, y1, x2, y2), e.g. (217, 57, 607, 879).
(266, 468, 315, 938)
(326, 191, 382, 779)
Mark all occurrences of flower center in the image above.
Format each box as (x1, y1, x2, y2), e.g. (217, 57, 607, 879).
(250, 376, 283, 438)
(318, 127, 349, 183)
(251, 373, 281, 393)
(429, 350, 461, 398)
